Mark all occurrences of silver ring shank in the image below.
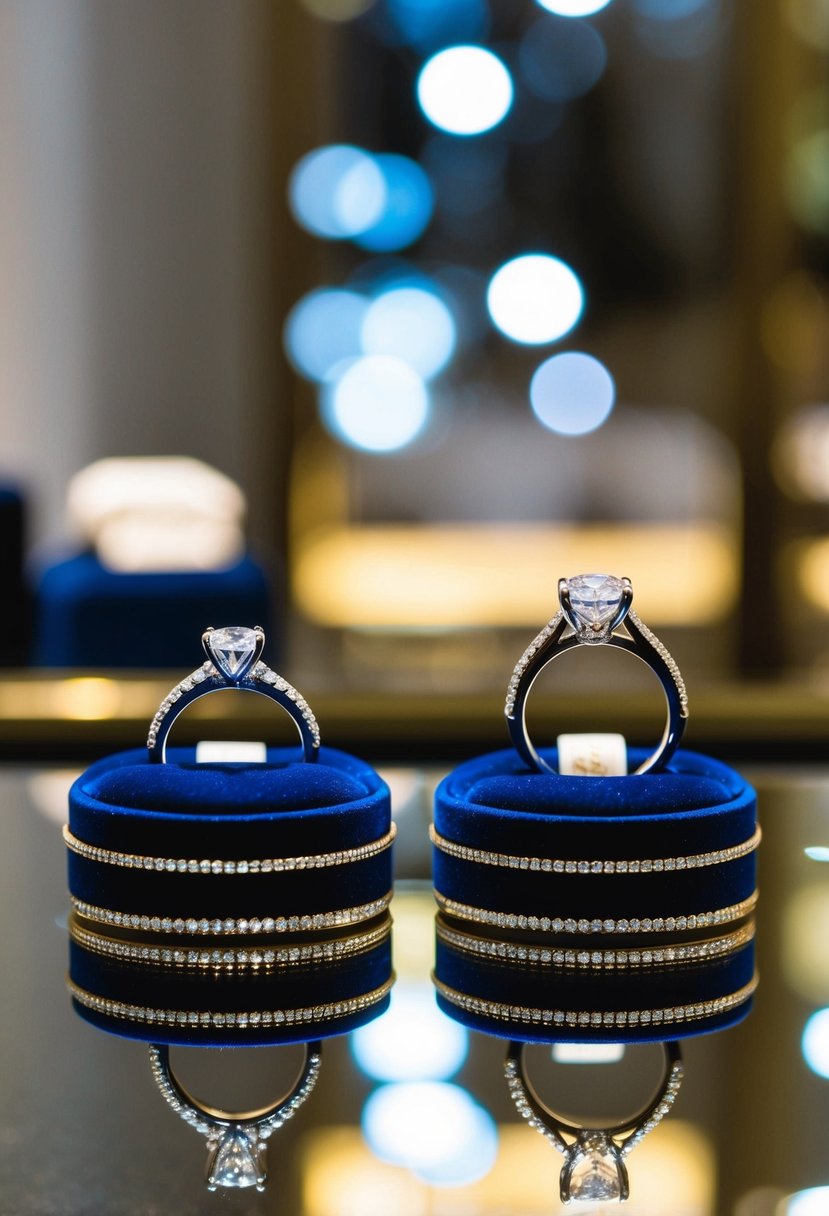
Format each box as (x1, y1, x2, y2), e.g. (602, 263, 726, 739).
(148, 670, 320, 764)
(506, 612, 687, 775)
(149, 1041, 322, 1132)
(506, 1039, 682, 1144)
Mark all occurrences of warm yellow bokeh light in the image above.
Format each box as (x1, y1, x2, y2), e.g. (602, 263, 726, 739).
(301, 1122, 715, 1216)
(293, 523, 738, 630)
(796, 539, 829, 614)
(782, 882, 829, 1002)
(50, 678, 122, 721)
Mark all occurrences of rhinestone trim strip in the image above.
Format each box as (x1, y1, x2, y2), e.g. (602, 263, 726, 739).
(434, 973, 758, 1029)
(504, 1053, 685, 1157)
(430, 824, 760, 876)
(146, 660, 320, 751)
(433, 889, 759, 934)
(149, 1043, 322, 1138)
(436, 918, 755, 969)
(71, 891, 393, 935)
(69, 917, 391, 970)
(64, 824, 396, 875)
(430, 826, 758, 875)
(67, 975, 395, 1029)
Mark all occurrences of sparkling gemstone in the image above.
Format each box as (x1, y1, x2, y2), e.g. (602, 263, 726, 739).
(205, 627, 258, 680)
(564, 573, 626, 635)
(567, 1140, 623, 1203)
(206, 1129, 265, 1190)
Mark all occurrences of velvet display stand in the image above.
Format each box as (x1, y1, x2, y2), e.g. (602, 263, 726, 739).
(0, 483, 30, 665)
(34, 551, 271, 667)
(67, 746, 394, 1047)
(432, 747, 758, 1044)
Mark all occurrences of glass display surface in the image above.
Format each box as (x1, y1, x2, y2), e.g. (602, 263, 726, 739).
(0, 761, 825, 1216)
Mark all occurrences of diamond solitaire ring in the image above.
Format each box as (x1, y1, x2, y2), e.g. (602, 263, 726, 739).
(505, 1040, 684, 1204)
(505, 574, 688, 775)
(147, 626, 320, 764)
(149, 1042, 321, 1193)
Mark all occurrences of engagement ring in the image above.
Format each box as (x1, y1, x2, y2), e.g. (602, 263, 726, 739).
(505, 574, 687, 775)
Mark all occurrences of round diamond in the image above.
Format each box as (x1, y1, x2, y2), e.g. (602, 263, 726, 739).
(205, 627, 258, 680)
(564, 573, 626, 634)
(567, 1137, 624, 1203)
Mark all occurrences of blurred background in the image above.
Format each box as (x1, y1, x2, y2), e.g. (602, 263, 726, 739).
(0, 0, 829, 756)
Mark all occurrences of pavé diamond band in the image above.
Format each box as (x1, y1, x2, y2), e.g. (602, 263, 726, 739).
(505, 1039, 684, 1204)
(505, 574, 688, 775)
(147, 626, 320, 763)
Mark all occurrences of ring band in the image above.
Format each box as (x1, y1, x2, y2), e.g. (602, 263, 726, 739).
(505, 1040, 684, 1203)
(149, 1040, 322, 1192)
(505, 574, 688, 775)
(147, 626, 320, 764)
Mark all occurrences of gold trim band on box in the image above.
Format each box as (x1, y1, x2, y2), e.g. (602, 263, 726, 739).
(430, 824, 761, 875)
(433, 973, 759, 1030)
(67, 975, 395, 1030)
(63, 824, 396, 875)
(69, 915, 392, 970)
(70, 891, 393, 936)
(436, 917, 756, 969)
(434, 889, 759, 935)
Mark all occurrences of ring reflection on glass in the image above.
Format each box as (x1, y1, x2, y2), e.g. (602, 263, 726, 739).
(147, 626, 320, 764)
(149, 1041, 322, 1192)
(505, 574, 688, 776)
(505, 1040, 684, 1204)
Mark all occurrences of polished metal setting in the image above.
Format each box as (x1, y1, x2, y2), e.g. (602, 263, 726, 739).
(149, 1041, 322, 1192)
(505, 1040, 684, 1203)
(505, 575, 688, 775)
(147, 625, 320, 763)
(429, 824, 761, 875)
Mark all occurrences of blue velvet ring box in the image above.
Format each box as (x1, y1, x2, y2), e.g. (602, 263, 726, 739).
(35, 551, 271, 667)
(432, 747, 758, 1044)
(66, 745, 394, 1046)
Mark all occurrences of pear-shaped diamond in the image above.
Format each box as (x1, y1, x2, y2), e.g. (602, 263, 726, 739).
(565, 574, 626, 634)
(566, 1135, 624, 1203)
(206, 1128, 265, 1190)
(205, 626, 258, 680)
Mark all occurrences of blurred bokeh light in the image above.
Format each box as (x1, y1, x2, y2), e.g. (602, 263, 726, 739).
(354, 155, 434, 251)
(487, 254, 584, 345)
(535, 0, 614, 15)
(361, 1082, 498, 1186)
(284, 289, 368, 382)
(781, 1189, 829, 1216)
(801, 1007, 829, 1078)
(386, 0, 489, 51)
(529, 351, 616, 435)
(417, 46, 513, 136)
(323, 355, 430, 451)
(300, 0, 376, 20)
(351, 983, 468, 1082)
(361, 286, 456, 378)
(288, 145, 387, 240)
(520, 16, 607, 104)
(784, 0, 829, 50)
